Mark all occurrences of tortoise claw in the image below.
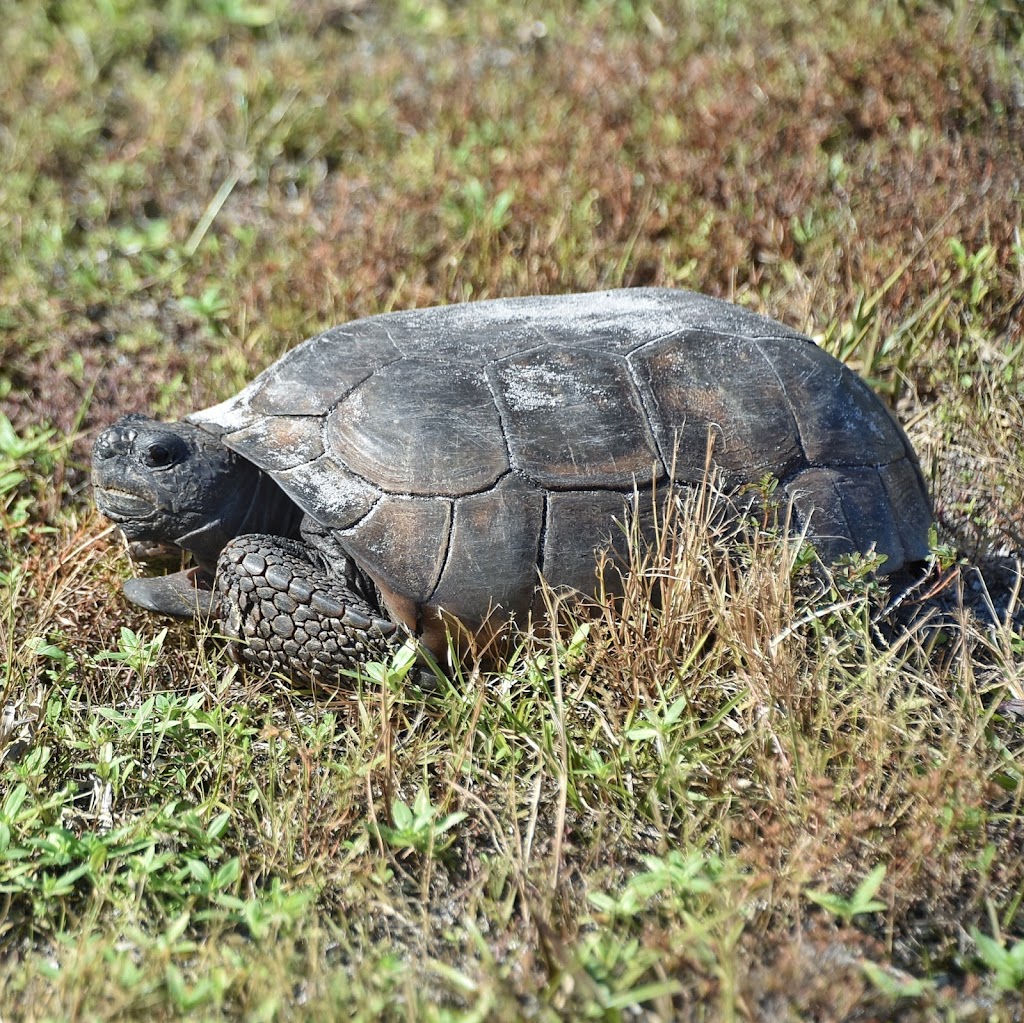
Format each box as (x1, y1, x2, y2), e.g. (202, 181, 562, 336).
(123, 568, 214, 618)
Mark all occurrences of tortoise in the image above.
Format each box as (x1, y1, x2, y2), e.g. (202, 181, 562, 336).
(92, 288, 932, 679)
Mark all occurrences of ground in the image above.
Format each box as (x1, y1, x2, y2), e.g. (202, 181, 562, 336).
(1, 0, 1023, 1019)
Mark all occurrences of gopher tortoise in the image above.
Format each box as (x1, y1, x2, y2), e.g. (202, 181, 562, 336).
(93, 288, 932, 679)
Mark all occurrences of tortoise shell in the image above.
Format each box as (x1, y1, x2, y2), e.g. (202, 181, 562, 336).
(188, 288, 931, 643)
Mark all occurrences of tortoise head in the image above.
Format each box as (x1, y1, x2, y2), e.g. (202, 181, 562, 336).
(92, 414, 264, 573)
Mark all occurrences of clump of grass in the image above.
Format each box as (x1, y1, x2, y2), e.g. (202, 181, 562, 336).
(2, 0, 1024, 1017)
(4, 431, 1024, 1019)
(518, 478, 1024, 1016)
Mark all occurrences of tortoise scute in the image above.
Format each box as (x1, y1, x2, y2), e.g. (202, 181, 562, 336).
(188, 378, 265, 437)
(491, 347, 661, 488)
(272, 453, 379, 528)
(249, 328, 402, 416)
(785, 465, 918, 568)
(634, 331, 804, 484)
(879, 460, 932, 562)
(542, 490, 644, 599)
(760, 338, 908, 466)
(341, 495, 452, 612)
(327, 359, 509, 496)
(226, 415, 325, 472)
(428, 476, 545, 634)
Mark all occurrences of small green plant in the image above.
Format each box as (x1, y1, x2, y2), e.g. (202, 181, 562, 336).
(805, 864, 888, 927)
(28, 637, 77, 683)
(582, 851, 730, 1012)
(360, 640, 420, 689)
(94, 626, 168, 680)
(199, 0, 279, 28)
(626, 694, 691, 753)
(0, 412, 58, 538)
(212, 877, 315, 941)
(516, 621, 590, 686)
(0, 412, 55, 468)
(588, 849, 724, 918)
(373, 786, 467, 856)
(860, 960, 935, 1000)
(574, 931, 682, 1014)
(442, 177, 516, 238)
(970, 928, 1024, 993)
(948, 237, 996, 308)
(180, 285, 232, 334)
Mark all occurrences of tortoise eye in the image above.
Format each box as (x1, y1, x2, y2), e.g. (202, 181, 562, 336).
(141, 439, 184, 469)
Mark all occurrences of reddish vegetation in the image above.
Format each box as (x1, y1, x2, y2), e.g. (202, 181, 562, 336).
(4, 7, 1021, 466)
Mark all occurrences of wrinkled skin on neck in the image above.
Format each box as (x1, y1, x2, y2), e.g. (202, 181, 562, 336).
(92, 414, 303, 613)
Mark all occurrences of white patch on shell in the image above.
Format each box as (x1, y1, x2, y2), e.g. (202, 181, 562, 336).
(445, 290, 682, 345)
(274, 453, 380, 528)
(188, 378, 263, 434)
(499, 363, 592, 412)
(311, 476, 377, 524)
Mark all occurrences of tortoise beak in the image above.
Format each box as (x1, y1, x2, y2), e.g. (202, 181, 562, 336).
(93, 485, 157, 521)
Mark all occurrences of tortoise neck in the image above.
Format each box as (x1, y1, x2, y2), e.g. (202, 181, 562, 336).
(174, 466, 303, 574)
(237, 467, 305, 543)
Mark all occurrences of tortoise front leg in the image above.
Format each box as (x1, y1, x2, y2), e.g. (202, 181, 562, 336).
(216, 534, 402, 681)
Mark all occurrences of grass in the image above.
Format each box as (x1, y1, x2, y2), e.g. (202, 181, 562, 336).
(2, 0, 1024, 1018)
